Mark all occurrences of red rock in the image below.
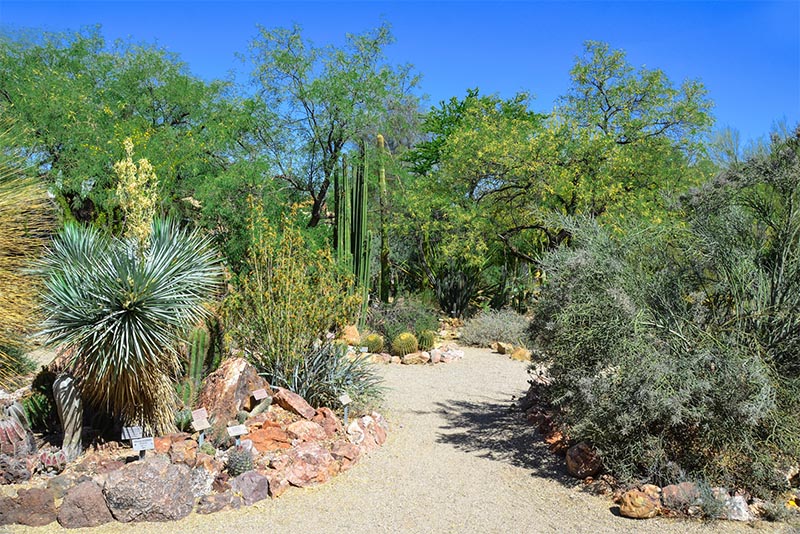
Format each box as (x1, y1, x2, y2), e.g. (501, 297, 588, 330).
(169, 439, 198, 466)
(566, 441, 602, 479)
(330, 440, 361, 471)
(312, 407, 343, 437)
(154, 437, 171, 454)
(230, 471, 270, 506)
(195, 452, 223, 476)
(0, 487, 56, 526)
(58, 481, 113, 528)
(285, 442, 337, 487)
(249, 427, 292, 453)
(196, 491, 232, 514)
(198, 358, 271, 424)
(263, 469, 290, 498)
(287, 420, 327, 442)
(273, 388, 316, 420)
(661, 482, 700, 511)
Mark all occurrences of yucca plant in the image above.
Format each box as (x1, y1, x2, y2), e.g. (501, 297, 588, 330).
(38, 219, 222, 434)
(0, 122, 53, 390)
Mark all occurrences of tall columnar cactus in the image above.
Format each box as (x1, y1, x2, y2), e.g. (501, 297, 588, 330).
(181, 327, 208, 407)
(335, 142, 372, 325)
(53, 373, 82, 461)
(377, 134, 390, 303)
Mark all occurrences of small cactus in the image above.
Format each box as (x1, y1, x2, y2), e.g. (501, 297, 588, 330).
(38, 449, 67, 473)
(236, 410, 249, 424)
(175, 408, 192, 432)
(199, 441, 216, 456)
(417, 330, 436, 351)
(226, 446, 254, 477)
(391, 332, 419, 356)
(363, 333, 384, 353)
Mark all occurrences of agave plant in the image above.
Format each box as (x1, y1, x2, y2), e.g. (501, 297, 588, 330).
(39, 219, 222, 434)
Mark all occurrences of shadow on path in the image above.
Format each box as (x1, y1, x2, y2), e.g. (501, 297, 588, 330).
(429, 395, 571, 484)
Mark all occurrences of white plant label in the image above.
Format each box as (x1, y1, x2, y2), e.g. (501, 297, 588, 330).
(121, 426, 143, 440)
(192, 418, 211, 432)
(338, 393, 352, 406)
(191, 408, 208, 422)
(226, 424, 248, 437)
(252, 388, 269, 401)
(131, 437, 155, 452)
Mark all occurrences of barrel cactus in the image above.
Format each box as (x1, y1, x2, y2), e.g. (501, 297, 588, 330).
(417, 330, 436, 351)
(391, 332, 419, 356)
(363, 333, 384, 354)
(226, 446, 254, 477)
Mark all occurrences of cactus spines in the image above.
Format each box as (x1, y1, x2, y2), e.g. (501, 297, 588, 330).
(363, 333, 384, 354)
(391, 332, 419, 356)
(38, 449, 67, 473)
(226, 446, 254, 477)
(236, 410, 249, 424)
(417, 330, 436, 351)
(53, 373, 82, 461)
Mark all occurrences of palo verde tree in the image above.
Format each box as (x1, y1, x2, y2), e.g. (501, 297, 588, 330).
(247, 23, 420, 228)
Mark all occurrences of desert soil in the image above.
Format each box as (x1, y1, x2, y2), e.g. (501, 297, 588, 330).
(6, 347, 792, 533)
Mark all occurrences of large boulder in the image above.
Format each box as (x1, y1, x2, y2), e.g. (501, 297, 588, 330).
(103, 456, 194, 522)
(273, 388, 316, 420)
(286, 420, 327, 442)
(198, 358, 271, 423)
(249, 424, 292, 453)
(0, 487, 56, 526)
(565, 441, 602, 479)
(58, 481, 114, 528)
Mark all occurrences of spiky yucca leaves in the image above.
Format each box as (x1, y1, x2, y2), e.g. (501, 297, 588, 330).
(39, 219, 222, 434)
(0, 124, 54, 389)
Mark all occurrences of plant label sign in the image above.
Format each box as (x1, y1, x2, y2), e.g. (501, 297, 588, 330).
(252, 388, 269, 401)
(226, 424, 248, 437)
(360, 346, 369, 353)
(131, 437, 155, 452)
(191, 408, 208, 422)
(192, 418, 211, 432)
(338, 393, 352, 406)
(121, 426, 143, 440)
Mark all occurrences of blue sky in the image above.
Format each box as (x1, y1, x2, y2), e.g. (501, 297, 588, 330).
(1, 1, 798, 143)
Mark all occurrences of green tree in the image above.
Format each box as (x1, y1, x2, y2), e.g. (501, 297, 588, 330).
(248, 23, 420, 228)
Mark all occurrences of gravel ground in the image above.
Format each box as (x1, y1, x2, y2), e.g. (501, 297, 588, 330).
(6, 347, 794, 534)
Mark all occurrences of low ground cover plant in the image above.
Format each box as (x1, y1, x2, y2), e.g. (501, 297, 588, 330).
(460, 308, 529, 348)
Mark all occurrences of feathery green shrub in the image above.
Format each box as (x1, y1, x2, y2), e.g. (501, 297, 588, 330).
(461, 308, 529, 348)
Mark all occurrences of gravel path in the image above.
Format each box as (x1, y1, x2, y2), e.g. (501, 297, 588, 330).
(8, 347, 791, 533)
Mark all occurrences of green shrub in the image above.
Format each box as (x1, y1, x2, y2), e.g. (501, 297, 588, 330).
(417, 329, 436, 351)
(391, 332, 419, 356)
(261, 340, 383, 412)
(363, 333, 384, 353)
(530, 166, 800, 500)
(224, 205, 361, 369)
(367, 298, 439, 342)
(461, 308, 529, 347)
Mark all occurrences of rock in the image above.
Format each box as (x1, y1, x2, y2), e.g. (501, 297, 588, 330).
(190, 466, 215, 498)
(285, 442, 337, 487)
(340, 325, 360, 346)
(723, 495, 752, 521)
(401, 351, 430, 365)
(47, 473, 77, 499)
(264, 469, 290, 498)
(429, 349, 442, 364)
(58, 481, 113, 528)
(661, 481, 700, 511)
(196, 491, 232, 514)
(312, 407, 343, 437)
(0, 454, 30, 485)
(390, 356, 401, 364)
(153, 436, 171, 454)
(369, 353, 391, 364)
(197, 358, 271, 423)
(0, 487, 56, 526)
(330, 440, 361, 471)
(273, 388, 316, 420)
(347, 420, 365, 445)
(510, 347, 532, 362)
(496, 342, 514, 354)
(195, 452, 224, 477)
(641, 484, 661, 502)
(249, 425, 292, 453)
(619, 489, 660, 519)
(230, 471, 270, 506)
(103, 456, 194, 522)
(169, 438, 198, 466)
(565, 441, 602, 479)
(287, 420, 327, 442)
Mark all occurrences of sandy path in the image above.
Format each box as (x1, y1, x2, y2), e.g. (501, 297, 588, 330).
(7, 347, 789, 533)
